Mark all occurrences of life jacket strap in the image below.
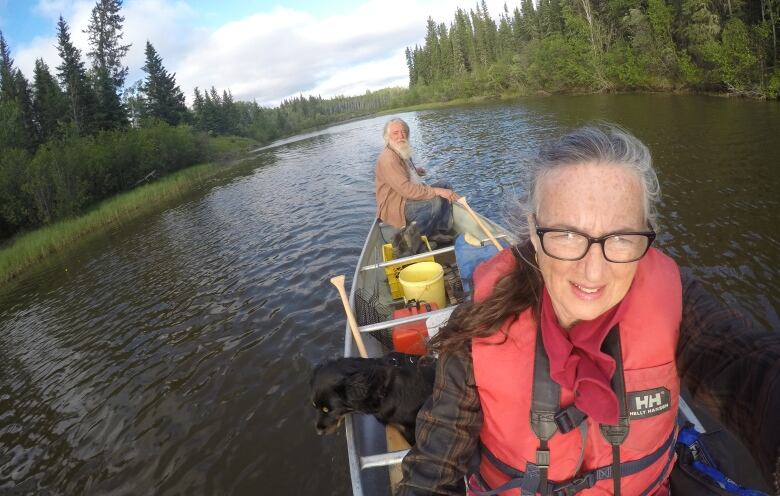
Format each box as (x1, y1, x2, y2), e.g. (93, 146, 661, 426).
(470, 428, 677, 496)
(554, 405, 588, 434)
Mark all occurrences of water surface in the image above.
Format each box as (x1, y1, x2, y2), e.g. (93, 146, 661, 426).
(1, 94, 777, 494)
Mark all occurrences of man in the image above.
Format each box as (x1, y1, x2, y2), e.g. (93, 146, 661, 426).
(374, 118, 459, 241)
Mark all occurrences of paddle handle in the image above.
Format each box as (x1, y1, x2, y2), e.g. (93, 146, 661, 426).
(330, 275, 369, 358)
(456, 197, 503, 251)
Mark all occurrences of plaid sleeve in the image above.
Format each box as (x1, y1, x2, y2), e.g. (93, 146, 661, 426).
(398, 349, 483, 496)
(676, 271, 780, 485)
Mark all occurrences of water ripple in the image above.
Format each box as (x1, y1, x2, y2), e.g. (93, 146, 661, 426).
(0, 94, 777, 494)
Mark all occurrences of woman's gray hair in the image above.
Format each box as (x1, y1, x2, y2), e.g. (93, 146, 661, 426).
(383, 118, 409, 144)
(510, 123, 661, 243)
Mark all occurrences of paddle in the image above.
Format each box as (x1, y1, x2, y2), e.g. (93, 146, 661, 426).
(330, 275, 369, 358)
(456, 197, 504, 252)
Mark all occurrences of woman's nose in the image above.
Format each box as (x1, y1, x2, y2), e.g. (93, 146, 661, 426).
(582, 242, 607, 281)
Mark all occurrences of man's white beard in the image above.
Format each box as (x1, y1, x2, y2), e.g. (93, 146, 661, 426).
(389, 141, 413, 161)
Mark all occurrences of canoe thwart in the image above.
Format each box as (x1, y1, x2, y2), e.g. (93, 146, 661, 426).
(358, 234, 511, 273)
(358, 305, 458, 334)
(360, 246, 455, 272)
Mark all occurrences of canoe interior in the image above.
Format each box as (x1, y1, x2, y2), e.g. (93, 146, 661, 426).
(341, 204, 772, 496)
(344, 204, 516, 496)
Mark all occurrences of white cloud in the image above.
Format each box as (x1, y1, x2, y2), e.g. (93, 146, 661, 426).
(18, 0, 98, 79)
(14, 0, 511, 107)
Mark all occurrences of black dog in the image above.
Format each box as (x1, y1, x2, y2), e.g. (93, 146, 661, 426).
(310, 352, 436, 445)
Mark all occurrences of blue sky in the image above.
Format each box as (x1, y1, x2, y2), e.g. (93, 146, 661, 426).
(0, 0, 510, 106)
(1, 0, 367, 42)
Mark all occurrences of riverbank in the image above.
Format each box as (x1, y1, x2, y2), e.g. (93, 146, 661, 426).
(0, 135, 257, 284)
(378, 85, 780, 116)
(378, 92, 526, 114)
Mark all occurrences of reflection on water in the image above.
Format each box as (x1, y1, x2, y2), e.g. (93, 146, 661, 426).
(0, 94, 777, 494)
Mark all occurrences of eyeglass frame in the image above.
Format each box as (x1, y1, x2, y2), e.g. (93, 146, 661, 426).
(532, 215, 657, 263)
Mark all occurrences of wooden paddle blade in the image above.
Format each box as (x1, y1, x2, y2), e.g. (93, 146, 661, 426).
(330, 274, 369, 358)
(456, 197, 503, 251)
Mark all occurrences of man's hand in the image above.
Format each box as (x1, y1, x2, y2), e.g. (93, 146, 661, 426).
(433, 187, 460, 202)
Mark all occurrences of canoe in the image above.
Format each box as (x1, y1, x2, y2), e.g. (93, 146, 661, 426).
(339, 203, 768, 496)
(342, 202, 508, 495)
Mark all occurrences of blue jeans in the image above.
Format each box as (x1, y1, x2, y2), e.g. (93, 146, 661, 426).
(404, 181, 454, 237)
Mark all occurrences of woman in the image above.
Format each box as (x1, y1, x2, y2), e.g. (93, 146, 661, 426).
(397, 124, 780, 495)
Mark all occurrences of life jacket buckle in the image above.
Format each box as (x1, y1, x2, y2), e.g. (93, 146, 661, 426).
(536, 449, 550, 468)
(554, 472, 597, 496)
(554, 405, 588, 434)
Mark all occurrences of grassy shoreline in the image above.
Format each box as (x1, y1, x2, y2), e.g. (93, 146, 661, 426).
(0, 90, 740, 284)
(0, 136, 257, 284)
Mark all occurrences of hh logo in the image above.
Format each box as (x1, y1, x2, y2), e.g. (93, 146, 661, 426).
(627, 387, 671, 419)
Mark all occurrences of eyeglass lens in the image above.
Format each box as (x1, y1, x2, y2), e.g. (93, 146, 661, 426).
(541, 232, 650, 262)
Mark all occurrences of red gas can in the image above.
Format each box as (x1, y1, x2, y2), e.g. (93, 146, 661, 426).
(392, 301, 439, 355)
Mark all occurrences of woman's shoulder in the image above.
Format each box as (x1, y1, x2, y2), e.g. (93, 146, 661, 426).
(473, 249, 517, 304)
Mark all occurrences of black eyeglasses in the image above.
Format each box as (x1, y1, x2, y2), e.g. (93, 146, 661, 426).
(534, 216, 656, 263)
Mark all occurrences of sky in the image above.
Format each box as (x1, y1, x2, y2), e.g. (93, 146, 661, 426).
(0, 0, 511, 106)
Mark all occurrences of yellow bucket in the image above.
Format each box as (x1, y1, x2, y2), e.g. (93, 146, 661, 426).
(398, 262, 446, 308)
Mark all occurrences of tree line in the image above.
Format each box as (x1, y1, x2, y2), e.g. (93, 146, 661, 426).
(0, 1, 402, 242)
(185, 86, 407, 143)
(0, 0, 205, 241)
(405, 0, 780, 99)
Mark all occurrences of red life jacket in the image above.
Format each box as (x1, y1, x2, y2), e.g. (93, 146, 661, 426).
(471, 248, 682, 495)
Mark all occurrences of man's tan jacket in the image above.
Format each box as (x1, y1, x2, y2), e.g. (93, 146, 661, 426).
(374, 146, 435, 228)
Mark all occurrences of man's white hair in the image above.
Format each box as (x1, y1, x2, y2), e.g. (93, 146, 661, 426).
(383, 118, 410, 145)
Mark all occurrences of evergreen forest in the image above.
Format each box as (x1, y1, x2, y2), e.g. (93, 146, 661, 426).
(0, 1, 401, 242)
(2, 0, 778, 244)
(404, 0, 780, 100)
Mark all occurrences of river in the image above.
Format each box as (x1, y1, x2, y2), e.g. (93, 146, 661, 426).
(0, 94, 778, 494)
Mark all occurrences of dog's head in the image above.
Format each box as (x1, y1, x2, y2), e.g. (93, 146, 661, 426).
(309, 357, 389, 436)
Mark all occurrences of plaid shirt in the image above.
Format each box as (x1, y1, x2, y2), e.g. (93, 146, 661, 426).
(398, 271, 780, 495)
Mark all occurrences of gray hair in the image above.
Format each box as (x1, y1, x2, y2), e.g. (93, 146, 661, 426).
(510, 123, 661, 243)
(383, 118, 410, 144)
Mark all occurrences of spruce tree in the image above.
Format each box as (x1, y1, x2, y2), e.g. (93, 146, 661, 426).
(438, 23, 455, 78)
(56, 16, 95, 134)
(221, 89, 238, 134)
(13, 70, 35, 148)
(0, 31, 17, 100)
(497, 6, 515, 60)
(424, 18, 442, 80)
(192, 87, 205, 130)
(140, 41, 187, 125)
(0, 32, 34, 151)
(85, 0, 130, 129)
(405, 47, 417, 85)
(453, 9, 477, 72)
(33, 58, 68, 142)
(208, 86, 223, 133)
